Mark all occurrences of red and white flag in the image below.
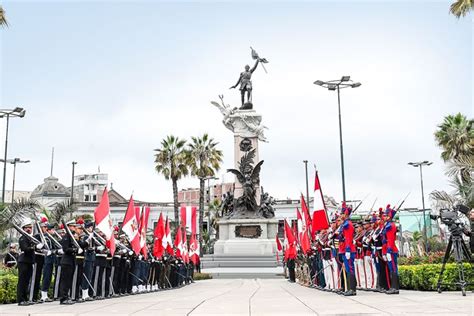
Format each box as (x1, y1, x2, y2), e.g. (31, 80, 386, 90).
(182, 228, 189, 264)
(174, 227, 183, 258)
(162, 217, 173, 255)
(189, 233, 200, 265)
(121, 196, 141, 255)
(153, 213, 165, 258)
(94, 188, 116, 256)
(284, 219, 297, 260)
(301, 194, 312, 233)
(275, 234, 282, 263)
(139, 206, 150, 259)
(312, 169, 330, 235)
(180, 205, 197, 235)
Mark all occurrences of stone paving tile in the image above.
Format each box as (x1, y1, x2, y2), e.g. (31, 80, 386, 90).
(0, 279, 472, 316)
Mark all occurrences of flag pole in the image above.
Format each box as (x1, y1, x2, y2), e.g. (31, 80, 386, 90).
(314, 164, 330, 225)
(303, 160, 310, 213)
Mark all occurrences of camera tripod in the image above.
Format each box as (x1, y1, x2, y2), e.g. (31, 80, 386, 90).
(436, 234, 473, 296)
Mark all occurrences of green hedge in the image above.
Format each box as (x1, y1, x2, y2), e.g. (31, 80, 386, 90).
(399, 263, 474, 291)
(0, 273, 17, 304)
(193, 272, 212, 280)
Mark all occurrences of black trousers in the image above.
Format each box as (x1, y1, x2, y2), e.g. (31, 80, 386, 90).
(93, 265, 106, 298)
(82, 260, 94, 292)
(72, 260, 84, 300)
(288, 259, 296, 282)
(17, 262, 33, 303)
(59, 264, 74, 302)
(119, 259, 130, 294)
(32, 255, 44, 301)
(112, 258, 121, 293)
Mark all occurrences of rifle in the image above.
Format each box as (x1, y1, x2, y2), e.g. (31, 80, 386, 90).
(11, 222, 41, 245)
(352, 194, 370, 214)
(61, 219, 82, 251)
(369, 198, 378, 212)
(395, 192, 411, 211)
(34, 221, 50, 250)
(45, 231, 62, 249)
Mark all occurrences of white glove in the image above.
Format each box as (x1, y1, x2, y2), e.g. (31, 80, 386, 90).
(77, 248, 84, 254)
(36, 243, 44, 250)
(46, 250, 52, 256)
(138, 255, 143, 260)
(386, 253, 392, 262)
(382, 255, 387, 261)
(345, 252, 351, 260)
(97, 245, 105, 251)
(57, 249, 64, 255)
(129, 251, 134, 256)
(121, 249, 127, 254)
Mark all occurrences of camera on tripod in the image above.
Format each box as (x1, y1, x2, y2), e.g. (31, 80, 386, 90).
(432, 204, 473, 296)
(430, 205, 471, 237)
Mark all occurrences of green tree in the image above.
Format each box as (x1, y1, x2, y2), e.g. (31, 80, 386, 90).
(434, 113, 473, 162)
(187, 134, 223, 249)
(0, 198, 41, 236)
(154, 135, 189, 224)
(0, 5, 8, 27)
(450, 0, 473, 18)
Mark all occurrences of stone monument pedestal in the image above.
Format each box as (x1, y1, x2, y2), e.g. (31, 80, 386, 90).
(214, 218, 279, 256)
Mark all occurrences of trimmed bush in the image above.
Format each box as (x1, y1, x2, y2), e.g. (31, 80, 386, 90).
(193, 272, 212, 280)
(399, 263, 474, 291)
(0, 273, 18, 304)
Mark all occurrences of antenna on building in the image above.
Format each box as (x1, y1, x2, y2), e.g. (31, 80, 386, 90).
(98, 165, 100, 173)
(50, 147, 54, 176)
(110, 182, 113, 190)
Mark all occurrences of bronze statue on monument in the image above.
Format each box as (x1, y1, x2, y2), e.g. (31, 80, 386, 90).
(229, 47, 269, 109)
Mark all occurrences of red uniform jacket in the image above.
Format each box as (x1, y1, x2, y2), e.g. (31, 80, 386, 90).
(342, 220, 356, 253)
(383, 221, 398, 254)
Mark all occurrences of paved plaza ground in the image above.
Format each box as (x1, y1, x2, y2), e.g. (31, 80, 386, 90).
(0, 279, 472, 316)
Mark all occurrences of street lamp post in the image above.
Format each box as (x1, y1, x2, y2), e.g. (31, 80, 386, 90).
(0, 108, 26, 203)
(71, 161, 77, 205)
(303, 160, 310, 208)
(0, 158, 30, 203)
(408, 160, 432, 253)
(314, 77, 360, 202)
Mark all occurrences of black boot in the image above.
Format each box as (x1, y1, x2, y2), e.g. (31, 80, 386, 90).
(386, 273, 399, 294)
(344, 274, 357, 296)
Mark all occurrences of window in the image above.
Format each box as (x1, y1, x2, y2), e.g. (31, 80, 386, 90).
(92, 195, 97, 202)
(85, 195, 90, 202)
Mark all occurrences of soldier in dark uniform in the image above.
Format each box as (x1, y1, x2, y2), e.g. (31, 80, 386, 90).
(81, 221, 95, 301)
(112, 232, 125, 296)
(73, 219, 86, 302)
(53, 225, 66, 300)
(93, 230, 108, 299)
(40, 223, 55, 302)
(3, 243, 18, 268)
(59, 220, 81, 305)
(17, 219, 37, 306)
(31, 218, 50, 303)
(119, 236, 132, 295)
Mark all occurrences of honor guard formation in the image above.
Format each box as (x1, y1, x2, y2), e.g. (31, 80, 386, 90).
(12, 215, 198, 306)
(283, 202, 400, 296)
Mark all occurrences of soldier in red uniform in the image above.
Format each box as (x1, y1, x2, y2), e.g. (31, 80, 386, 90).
(340, 203, 357, 296)
(383, 205, 399, 294)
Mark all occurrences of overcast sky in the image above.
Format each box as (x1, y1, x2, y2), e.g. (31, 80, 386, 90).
(0, 1, 472, 210)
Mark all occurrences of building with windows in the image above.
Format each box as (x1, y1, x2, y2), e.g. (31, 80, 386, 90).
(72, 173, 108, 202)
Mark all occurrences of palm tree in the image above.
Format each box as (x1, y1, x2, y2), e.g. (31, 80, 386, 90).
(187, 134, 223, 249)
(450, 0, 473, 18)
(154, 135, 189, 224)
(0, 5, 8, 27)
(434, 113, 474, 162)
(0, 198, 41, 236)
(49, 200, 76, 224)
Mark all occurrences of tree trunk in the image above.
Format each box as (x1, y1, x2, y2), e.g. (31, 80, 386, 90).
(198, 177, 205, 253)
(172, 178, 179, 227)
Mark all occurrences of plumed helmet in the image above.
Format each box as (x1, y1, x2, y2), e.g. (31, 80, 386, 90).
(39, 214, 49, 226)
(21, 217, 33, 228)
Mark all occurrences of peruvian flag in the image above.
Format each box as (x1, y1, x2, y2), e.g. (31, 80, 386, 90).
(182, 228, 189, 264)
(139, 206, 150, 259)
(311, 169, 330, 235)
(94, 188, 116, 256)
(284, 219, 297, 259)
(162, 217, 173, 255)
(152, 213, 165, 258)
(174, 227, 183, 258)
(300, 194, 312, 233)
(297, 209, 311, 254)
(189, 233, 200, 265)
(275, 234, 282, 263)
(121, 196, 141, 255)
(180, 205, 198, 234)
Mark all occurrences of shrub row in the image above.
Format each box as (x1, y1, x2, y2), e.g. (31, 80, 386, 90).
(0, 273, 17, 304)
(399, 263, 474, 291)
(398, 252, 453, 265)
